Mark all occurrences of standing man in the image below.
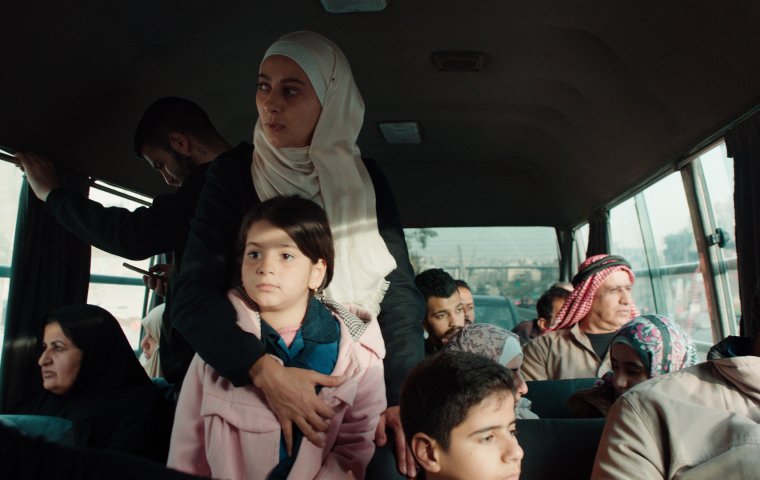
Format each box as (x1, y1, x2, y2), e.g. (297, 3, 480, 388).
(455, 279, 475, 325)
(521, 255, 639, 380)
(16, 97, 252, 390)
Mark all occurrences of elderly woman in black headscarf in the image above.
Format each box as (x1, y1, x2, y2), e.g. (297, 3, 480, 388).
(12, 304, 170, 461)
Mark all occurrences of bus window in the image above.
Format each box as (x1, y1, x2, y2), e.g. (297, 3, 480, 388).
(609, 198, 658, 317)
(0, 161, 23, 364)
(573, 222, 590, 272)
(86, 184, 156, 349)
(640, 173, 711, 348)
(404, 226, 560, 324)
(611, 172, 713, 356)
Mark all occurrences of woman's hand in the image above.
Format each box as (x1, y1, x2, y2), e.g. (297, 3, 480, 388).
(249, 355, 345, 455)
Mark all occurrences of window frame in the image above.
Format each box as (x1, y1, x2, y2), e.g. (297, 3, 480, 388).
(600, 139, 738, 350)
(680, 142, 738, 340)
(84, 180, 163, 349)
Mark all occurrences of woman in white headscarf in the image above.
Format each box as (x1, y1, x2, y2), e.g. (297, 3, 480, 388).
(139, 303, 164, 378)
(172, 31, 424, 477)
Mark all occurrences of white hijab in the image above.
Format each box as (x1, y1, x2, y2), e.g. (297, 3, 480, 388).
(139, 303, 163, 378)
(252, 31, 396, 316)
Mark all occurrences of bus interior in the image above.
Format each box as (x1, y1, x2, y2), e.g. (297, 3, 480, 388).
(1, 1, 760, 476)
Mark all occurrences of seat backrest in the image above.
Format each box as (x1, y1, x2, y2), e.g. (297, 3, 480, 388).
(0, 414, 75, 445)
(525, 377, 597, 418)
(517, 417, 605, 480)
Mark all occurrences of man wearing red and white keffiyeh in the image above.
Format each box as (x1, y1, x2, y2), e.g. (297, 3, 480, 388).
(521, 254, 639, 381)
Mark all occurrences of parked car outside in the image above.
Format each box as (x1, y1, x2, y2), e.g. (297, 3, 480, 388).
(473, 295, 521, 331)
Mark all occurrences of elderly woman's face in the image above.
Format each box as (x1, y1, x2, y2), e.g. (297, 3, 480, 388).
(504, 355, 528, 402)
(38, 321, 83, 395)
(256, 54, 322, 148)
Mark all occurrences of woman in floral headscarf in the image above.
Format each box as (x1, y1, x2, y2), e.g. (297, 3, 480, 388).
(568, 314, 698, 418)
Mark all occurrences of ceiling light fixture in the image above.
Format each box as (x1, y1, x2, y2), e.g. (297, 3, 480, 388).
(432, 51, 485, 72)
(320, 0, 387, 14)
(378, 122, 422, 144)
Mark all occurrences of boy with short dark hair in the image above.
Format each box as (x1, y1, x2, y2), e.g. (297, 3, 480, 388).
(400, 351, 523, 480)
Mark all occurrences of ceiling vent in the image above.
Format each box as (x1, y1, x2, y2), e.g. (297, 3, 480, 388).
(432, 51, 485, 72)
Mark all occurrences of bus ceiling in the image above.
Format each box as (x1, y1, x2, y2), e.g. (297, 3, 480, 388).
(2, 1, 760, 229)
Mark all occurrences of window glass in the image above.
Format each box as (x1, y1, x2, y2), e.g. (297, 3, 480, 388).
(0, 161, 24, 362)
(699, 142, 740, 330)
(640, 172, 711, 346)
(611, 172, 711, 355)
(609, 198, 656, 315)
(86, 186, 153, 348)
(404, 227, 559, 324)
(574, 222, 590, 266)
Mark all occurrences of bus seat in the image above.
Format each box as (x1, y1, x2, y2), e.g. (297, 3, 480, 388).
(525, 378, 596, 418)
(516, 417, 605, 480)
(0, 414, 75, 445)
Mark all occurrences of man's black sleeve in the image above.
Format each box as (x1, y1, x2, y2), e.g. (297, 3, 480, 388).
(45, 185, 193, 261)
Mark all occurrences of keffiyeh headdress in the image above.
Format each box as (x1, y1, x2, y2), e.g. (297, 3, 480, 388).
(549, 254, 639, 331)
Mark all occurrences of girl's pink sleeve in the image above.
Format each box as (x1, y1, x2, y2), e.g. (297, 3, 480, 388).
(166, 355, 212, 477)
(317, 350, 387, 480)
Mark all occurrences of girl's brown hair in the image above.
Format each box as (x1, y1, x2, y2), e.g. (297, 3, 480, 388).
(236, 195, 334, 292)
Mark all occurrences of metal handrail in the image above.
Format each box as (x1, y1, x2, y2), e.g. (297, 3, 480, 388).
(1, 266, 143, 286)
(88, 273, 145, 286)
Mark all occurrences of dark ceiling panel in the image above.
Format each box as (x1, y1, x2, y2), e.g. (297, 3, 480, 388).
(2, 0, 759, 229)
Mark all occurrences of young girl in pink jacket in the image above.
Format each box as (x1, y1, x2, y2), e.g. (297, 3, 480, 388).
(168, 196, 386, 479)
